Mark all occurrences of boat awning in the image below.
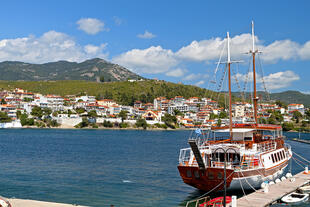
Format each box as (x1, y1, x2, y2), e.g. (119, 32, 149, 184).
(215, 128, 255, 133)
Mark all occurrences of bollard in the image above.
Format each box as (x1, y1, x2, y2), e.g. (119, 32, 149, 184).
(305, 166, 309, 174)
(263, 184, 269, 193)
(231, 195, 237, 207)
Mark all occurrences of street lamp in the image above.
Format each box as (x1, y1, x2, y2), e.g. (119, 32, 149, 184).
(213, 147, 238, 207)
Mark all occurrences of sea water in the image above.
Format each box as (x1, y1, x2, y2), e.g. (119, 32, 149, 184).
(0, 129, 308, 207)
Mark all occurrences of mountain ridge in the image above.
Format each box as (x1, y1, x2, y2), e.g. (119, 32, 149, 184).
(0, 58, 143, 82)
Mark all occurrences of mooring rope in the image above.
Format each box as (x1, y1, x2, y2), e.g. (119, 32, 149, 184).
(293, 151, 310, 164)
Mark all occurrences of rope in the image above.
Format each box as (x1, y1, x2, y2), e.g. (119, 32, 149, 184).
(196, 171, 235, 200)
(239, 170, 259, 192)
(292, 157, 306, 170)
(293, 151, 310, 164)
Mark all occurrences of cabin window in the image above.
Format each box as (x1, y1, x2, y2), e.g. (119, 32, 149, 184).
(271, 154, 275, 163)
(276, 152, 280, 162)
(282, 151, 286, 159)
(244, 137, 253, 141)
(194, 171, 200, 179)
(279, 151, 283, 160)
(186, 170, 192, 178)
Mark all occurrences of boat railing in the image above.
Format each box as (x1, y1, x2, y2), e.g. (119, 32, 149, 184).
(179, 148, 191, 166)
(185, 196, 210, 207)
(257, 141, 276, 152)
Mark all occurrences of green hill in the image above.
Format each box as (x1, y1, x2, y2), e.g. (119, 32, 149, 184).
(233, 90, 310, 108)
(0, 58, 143, 82)
(0, 80, 224, 106)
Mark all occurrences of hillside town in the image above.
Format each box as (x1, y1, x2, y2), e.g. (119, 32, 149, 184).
(0, 88, 307, 130)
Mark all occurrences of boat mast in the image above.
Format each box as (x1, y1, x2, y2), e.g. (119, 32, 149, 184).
(227, 32, 233, 138)
(251, 21, 259, 125)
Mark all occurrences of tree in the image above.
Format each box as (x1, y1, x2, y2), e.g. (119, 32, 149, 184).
(162, 113, 177, 129)
(75, 108, 85, 114)
(173, 109, 183, 116)
(23, 97, 33, 102)
(0, 112, 11, 123)
(87, 110, 97, 118)
(31, 106, 43, 118)
(118, 110, 128, 122)
(217, 118, 222, 127)
(267, 117, 276, 125)
(293, 111, 303, 123)
(100, 76, 105, 82)
(219, 111, 228, 119)
(135, 118, 148, 129)
(282, 122, 294, 131)
(275, 100, 287, 109)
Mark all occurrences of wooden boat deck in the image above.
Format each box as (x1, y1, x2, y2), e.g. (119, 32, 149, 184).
(237, 171, 310, 207)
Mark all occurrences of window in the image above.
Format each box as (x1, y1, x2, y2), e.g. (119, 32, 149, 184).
(194, 171, 200, 179)
(279, 151, 283, 160)
(186, 170, 192, 178)
(271, 154, 275, 163)
(282, 151, 286, 159)
(208, 171, 214, 179)
(217, 172, 223, 179)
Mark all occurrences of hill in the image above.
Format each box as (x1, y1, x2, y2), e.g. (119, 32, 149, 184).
(0, 58, 143, 82)
(233, 90, 310, 108)
(0, 80, 231, 106)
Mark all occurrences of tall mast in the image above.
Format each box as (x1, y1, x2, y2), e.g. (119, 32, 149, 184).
(251, 21, 259, 125)
(227, 32, 233, 138)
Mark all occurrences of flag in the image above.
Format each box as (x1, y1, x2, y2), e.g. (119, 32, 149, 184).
(195, 128, 202, 135)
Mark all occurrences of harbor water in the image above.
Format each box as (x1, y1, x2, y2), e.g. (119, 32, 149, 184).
(0, 129, 308, 207)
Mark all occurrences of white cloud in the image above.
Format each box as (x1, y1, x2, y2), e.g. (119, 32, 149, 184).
(183, 73, 209, 81)
(299, 41, 310, 60)
(137, 30, 156, 39)
(112, 46, 177, 74)
(77, 18, 107, 35)
(165, 68, 187, 77)
(176, 34, 254, 62)
(84, 43, 107, 55)
(0, 31, 108, 63)
(234, 70, 300, 90)
(113, 16, 122, 25)
(175, 33, 310, 64)
(195, 80, 205, 86)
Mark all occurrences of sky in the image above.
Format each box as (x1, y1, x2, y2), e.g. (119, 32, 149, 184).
(0, 0, 309, 93)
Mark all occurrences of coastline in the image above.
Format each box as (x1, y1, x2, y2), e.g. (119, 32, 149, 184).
(19, 125, 194, 131)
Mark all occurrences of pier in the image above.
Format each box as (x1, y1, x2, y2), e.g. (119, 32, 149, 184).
(237, 171, 310, 207)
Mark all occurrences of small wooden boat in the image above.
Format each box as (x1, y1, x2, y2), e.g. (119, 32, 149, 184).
(299, 185, 310, 194)
(281, 192, 309, 205)
(199, 196, 232, 207)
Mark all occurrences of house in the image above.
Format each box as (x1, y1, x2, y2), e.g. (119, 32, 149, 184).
(288, 104, 305, 115)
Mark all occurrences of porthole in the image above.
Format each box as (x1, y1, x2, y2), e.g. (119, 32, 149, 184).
(217, 172, 223, 179)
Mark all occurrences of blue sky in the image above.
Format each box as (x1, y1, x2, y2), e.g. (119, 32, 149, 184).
(0, 0, 309, 93)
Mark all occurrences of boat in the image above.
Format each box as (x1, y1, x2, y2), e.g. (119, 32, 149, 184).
(199, 196, 231, 207)
(0, 197, 11, 207)
(281, 192, 309, 204)
(298, 185, 310, 193)
(177, 22, 292, 192)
